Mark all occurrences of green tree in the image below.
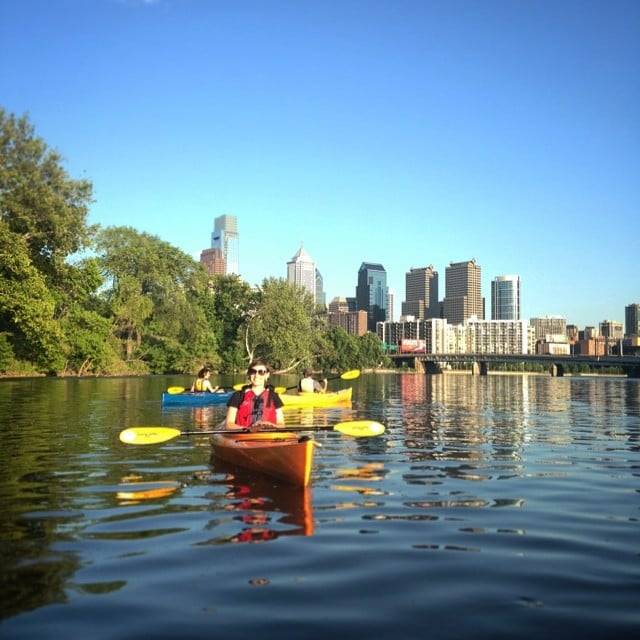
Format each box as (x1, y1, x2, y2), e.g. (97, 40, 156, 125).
(318, 327, 360, 371)
(357, 332, 390, 368)
(0, 109, 94, 280)
(96, 226, 218, 373)
(208, 274, 258, 371)
(0, 222, 66, 370)
(248, 278, 316, 371)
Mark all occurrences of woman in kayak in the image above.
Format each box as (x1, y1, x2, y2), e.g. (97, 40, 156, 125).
(191, 366, 221, 393)
(226, 359, 285, 431)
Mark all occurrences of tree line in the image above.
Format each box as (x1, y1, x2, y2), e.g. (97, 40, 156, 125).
(0, 108, 389, 376)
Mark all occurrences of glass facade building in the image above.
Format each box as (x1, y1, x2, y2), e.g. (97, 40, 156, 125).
(356, 262, 388, 331)
(491, 275, 520, 320)
(211, 215, 239, 275)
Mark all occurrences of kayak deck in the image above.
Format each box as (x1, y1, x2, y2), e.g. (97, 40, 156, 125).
(162, 391, 232, 406)
(280, 387, 352, 408)
(211, 431, 315, 487)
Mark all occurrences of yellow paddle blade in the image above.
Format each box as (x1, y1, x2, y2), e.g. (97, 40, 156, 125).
(274, 386, 287, 394)
(233, 382, 246, 391)
(167, 386, 185, 394)
(340, 369, 361, 380)
(119, 427, 182, 445)
(333, 420, 385, 437)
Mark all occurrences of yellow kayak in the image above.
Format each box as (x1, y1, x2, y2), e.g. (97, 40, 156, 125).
(280, 387, 353, 408)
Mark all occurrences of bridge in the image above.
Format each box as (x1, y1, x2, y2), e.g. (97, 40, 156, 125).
(388, 353, 640, 378)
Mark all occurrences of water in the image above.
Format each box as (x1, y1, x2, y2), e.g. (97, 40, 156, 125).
(1, 373, 638, 639)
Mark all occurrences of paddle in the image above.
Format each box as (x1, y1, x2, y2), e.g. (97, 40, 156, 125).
(119, 419, 385, 445)
(167, 386, 230, 395)
(273, 369, 361, 394)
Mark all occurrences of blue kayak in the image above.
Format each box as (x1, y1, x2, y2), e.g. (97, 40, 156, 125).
(162, 391, 233, 406)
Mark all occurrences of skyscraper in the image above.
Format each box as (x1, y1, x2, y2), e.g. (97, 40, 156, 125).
(356, 262, 388, 332)
(443, 259, 483, 324)
(625, 303, 640, 337)
(211, 215, 239, 275)
(491, 275, 520, 320)
(287, 245, 316, 303)
(199, 247, 225, 276)
(315, 268, 326, 308)
(386, 288, 395, 323)
(402, 266, 438, 320)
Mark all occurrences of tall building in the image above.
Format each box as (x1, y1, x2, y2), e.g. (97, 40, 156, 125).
(328, 297, 349, 313)
(356, 262, 388, 332)
(402, 266, 439, 320)
(315, 269, 326, 308)
(199, 248, 225, 276)
(386, 288, 395, 323)
(211, 215, 239, 275)
(599, 320, 623, 340)
(491, 275, 520, 320)
(530, 316, 567, 340)
(626, 303, 640, 337)
(443, 259, 482, 324)
(287, 245, 316, 303)
(328, 310, 368, 336)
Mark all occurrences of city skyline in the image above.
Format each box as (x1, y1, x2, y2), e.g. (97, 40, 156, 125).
(1, 1, 637, 328)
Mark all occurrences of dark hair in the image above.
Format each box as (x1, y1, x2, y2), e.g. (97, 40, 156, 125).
(303, 368, 313, 377)
(197, 367, 211, 378)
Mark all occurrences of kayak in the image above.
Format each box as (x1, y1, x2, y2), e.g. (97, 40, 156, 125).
(280, 387, 352, 408)
(162, 391, 233, 406)
(211, 431, 316, 487)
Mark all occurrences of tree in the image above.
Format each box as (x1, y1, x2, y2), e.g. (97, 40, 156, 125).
(0, 109, 94, 280)
(357, 332, 390, 368)
(96, 226, 218, 373)
(208, 274, 258, 372)
(248, 278, 316, 371)
(318, 327, 360, 371)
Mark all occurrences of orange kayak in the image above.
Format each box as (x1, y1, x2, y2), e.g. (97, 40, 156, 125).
(211, 431, 315, 487)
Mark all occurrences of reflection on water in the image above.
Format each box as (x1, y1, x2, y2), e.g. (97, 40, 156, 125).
(1, 373, 639, 639)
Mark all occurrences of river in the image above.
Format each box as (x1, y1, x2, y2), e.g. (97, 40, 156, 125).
(0, 372, 638, 639)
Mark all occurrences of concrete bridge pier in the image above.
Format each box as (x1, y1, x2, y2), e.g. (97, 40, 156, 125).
(471, 361, 489, 376)
(550, 363, 565, 377)
(425, 361, 443, 375)
(624, 366, 640, 379)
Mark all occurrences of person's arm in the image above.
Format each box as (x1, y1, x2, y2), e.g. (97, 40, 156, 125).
(225, 406, 245, 430)
(190, 379, 197, 392)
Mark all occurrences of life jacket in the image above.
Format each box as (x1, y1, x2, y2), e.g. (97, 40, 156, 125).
(194, 378, 207, 392)
(235, 388, 277, 427)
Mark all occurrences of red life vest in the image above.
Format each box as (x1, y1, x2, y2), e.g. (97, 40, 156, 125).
(235, 388, 277, 427)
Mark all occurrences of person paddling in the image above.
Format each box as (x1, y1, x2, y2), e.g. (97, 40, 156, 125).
(226, 360, 285, 431)
(298, 368, 328, 393)
(191, 366, 221, 393)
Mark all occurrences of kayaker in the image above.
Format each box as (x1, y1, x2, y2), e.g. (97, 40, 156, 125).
(191, 366, 221, 393)
(298, 368, 327, 393)
(225, 360, 285, 431)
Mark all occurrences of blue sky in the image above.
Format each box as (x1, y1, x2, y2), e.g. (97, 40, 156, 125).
(1, 0, 638, 328)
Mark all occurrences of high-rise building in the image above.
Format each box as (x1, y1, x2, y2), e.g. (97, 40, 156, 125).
(287, 245, 316, 303)
(211, 215, 239, 275)
(356, 262, 388, 332)
(443, 259, 482, 324)
(600, 320, 623, 340)
(491, 275, 520, 320)
(625, 304, 640, 337)
(386, 288, 395, 323)
(315, 269, 326, 308)
(328, 310, 368, 336)
(402, 266, 439, 320)
(530, 316, 567, 340)
(199, 248, 225, 276)
(328, 297, 349, 313)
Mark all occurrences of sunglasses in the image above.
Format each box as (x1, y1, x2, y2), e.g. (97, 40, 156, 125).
(248, 368, 268, 376)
